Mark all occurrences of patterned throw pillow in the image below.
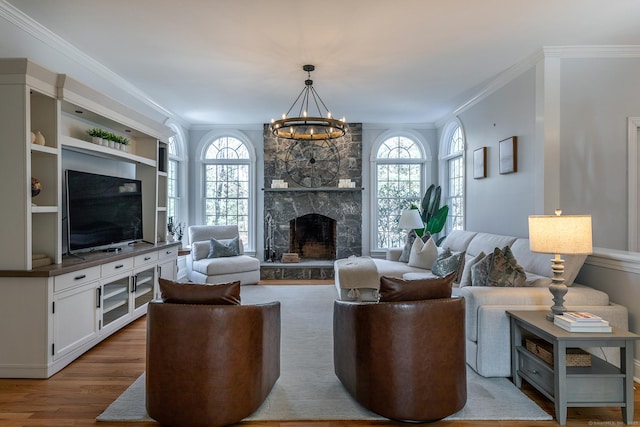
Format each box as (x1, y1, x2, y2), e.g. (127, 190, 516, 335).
(398, 230, 417, 263)
(432, 248, 466, 283)
(487, 246, 526, 287)
(159, 278, 241, 305)
(458, 251, 486, 287)
(208, 236, 240, 258)
(379, 272, 455, 302)
(471, 252, 494, 286)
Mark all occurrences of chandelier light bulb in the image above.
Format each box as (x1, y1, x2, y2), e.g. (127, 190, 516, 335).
(327, 112, 332, 119)
(282, 113, 286, 120)
(303, 110, 308, 118)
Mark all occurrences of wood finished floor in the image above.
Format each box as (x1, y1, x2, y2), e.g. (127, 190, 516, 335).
(0, 280, 637, 427)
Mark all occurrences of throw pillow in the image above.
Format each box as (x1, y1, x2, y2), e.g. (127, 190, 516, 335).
(458, 251, 486, 287)
(407, 236, 438, 269)
(398, 230, 417, 263)
(207, 236, 240, 258)
(487, 246, 526, 287)
(379, 272, 455, 302)
(431, 248, 465, 283)
(159, 278, 241, 305)
(471, 252, 493, 286)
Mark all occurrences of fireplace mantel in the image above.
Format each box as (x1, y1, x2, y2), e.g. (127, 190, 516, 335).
(263, 187, 363, 192)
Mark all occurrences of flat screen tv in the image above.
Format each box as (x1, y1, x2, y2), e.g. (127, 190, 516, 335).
(65, 169, 143, 252)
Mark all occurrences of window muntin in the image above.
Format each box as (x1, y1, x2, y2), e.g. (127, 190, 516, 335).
(374, 136, 425, 249)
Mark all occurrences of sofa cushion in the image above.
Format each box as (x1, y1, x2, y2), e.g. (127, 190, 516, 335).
(379, 272, 454, 302)
(432, 249, 465, 282)
(408, 236, 438, 269)
(465, 233, 517, 258)
(208, 236, 240, 258)
(440, 230, 478, 253)
(159, 278, 241, 305)
(193, 255, 260, 276)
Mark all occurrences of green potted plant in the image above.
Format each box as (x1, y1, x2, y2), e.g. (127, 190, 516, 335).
(87, 128, 105, 145)
(410, 184, 449, 241)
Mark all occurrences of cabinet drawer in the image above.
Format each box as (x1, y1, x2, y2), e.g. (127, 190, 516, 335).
(134, 251, 158, 267)
(158, 247, 178, 261)
(101, 258, 134, 277)
(54, 266, 101, 292)
(519, 349, 554, 396)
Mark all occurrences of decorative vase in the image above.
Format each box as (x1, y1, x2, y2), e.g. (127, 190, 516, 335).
(31, 177, 42, 197)
(109, 140, 116, 149)
(34, 131, 45, 146)
(30, 131, 36, 144)
(91, 137, 102, 145)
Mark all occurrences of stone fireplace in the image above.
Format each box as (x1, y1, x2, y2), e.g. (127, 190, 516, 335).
(262, 124, 363, 279)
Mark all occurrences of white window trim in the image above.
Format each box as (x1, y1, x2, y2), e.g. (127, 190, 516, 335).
(195, 129, 257, 252)
(369, 130, 432, 254)
(439, 118, 466, 232)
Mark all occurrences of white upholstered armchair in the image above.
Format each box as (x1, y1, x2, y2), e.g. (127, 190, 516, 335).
(186, 225, 261, 285)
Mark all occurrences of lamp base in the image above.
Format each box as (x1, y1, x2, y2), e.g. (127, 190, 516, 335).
(546, 255, 567, 321)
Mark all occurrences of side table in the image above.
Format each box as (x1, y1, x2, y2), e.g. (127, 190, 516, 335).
(507, 310, 639, 425)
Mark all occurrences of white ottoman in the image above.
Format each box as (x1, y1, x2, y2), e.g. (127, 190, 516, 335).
(334, 256, 379, 302)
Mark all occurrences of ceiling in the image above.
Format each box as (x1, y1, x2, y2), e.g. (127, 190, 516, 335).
(5, 0, 640, 127)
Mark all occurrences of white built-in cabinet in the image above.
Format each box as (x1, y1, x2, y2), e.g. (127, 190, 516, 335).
(0, 58, 179, 378)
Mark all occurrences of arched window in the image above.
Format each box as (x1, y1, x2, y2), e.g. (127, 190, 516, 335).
(373, 134, 427, 250)
(440, 123, 465, 232)
(165, 122, 187, 229)
(201, 136, 253, 249)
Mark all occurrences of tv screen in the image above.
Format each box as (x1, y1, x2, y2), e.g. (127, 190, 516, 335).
(65, 169, 143, 252)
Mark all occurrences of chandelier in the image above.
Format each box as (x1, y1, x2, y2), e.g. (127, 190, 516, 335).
(270, 64, 346, 141)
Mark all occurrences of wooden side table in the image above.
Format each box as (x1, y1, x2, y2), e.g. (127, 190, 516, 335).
(507, 310, 639, 425)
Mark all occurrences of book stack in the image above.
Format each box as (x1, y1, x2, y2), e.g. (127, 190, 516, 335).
(554, 311, 612, 333)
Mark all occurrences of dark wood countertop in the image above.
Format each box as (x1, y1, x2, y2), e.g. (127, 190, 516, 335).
(0, 242, 182, 278)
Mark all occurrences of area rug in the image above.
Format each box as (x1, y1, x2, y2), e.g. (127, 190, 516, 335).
(97, 285, 552, 422)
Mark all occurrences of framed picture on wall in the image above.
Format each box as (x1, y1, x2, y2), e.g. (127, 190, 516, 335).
(473, 147, 487, 179)
(499, 136, 517, 174)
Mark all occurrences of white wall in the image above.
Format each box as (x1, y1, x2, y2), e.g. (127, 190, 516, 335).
(559, 57, 640, 250)
(454, 68, 537, 237)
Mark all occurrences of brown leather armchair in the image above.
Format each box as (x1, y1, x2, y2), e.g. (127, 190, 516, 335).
(146, 300, 281, 427)
(333, 297, 466, 422)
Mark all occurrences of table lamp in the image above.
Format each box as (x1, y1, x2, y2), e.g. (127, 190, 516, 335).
(528, 209, 592, 321)
(399, 209, 424, 232)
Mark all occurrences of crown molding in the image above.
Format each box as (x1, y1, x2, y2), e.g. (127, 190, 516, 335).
(0, 0, 176, 121)
(435, 45, 640, 128)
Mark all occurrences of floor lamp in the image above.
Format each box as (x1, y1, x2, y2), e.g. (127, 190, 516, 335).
(528, 210, 592, 321)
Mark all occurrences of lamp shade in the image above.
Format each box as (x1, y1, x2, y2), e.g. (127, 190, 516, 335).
(528, 214, 592, 255)
(399, 209, 424, 230)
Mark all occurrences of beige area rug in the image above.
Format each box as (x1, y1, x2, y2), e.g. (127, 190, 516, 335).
(97, 285, 552, 422)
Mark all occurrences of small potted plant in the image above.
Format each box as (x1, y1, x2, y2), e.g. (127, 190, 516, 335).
(87, 128, 104, 145)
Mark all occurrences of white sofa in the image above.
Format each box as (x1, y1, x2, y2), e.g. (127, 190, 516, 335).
(334, 230, 629, 377)
(186, 225, 260, 285)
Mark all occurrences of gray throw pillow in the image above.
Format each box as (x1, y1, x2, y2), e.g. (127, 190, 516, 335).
(471, 252, 494, 286)
(398, 230, 417, 263)
(208, 236, 240, 258)
(432, 248, 465, 282)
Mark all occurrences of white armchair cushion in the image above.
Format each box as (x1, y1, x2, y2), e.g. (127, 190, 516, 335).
(192, 255, 260, 276)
